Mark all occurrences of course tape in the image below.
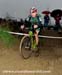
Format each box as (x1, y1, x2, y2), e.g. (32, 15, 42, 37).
(4, 31, 62, 39)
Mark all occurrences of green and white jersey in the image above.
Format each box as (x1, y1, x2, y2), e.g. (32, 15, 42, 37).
(26, 14, 42, 29)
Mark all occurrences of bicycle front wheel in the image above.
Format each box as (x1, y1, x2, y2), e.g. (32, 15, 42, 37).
(19, 35, 32, 59)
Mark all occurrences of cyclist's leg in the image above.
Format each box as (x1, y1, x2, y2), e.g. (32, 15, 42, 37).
(34, 28, 40, 56)
(34, 28, 40, 47)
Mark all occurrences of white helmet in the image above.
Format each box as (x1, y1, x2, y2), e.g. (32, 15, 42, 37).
(30, 7, 37, 13)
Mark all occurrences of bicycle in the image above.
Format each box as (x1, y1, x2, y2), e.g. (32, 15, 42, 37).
(19, 29, 40, 59)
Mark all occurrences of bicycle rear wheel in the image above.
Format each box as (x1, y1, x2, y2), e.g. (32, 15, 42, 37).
(19, 36, 32, 59)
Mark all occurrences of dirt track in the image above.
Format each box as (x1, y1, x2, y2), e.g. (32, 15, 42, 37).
(0, 30, 62, 75)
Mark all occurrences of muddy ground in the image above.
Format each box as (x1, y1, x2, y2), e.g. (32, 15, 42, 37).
(0, 30, 62, 75)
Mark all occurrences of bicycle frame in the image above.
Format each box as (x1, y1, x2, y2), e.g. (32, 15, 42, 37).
(29, 31, 36, 49)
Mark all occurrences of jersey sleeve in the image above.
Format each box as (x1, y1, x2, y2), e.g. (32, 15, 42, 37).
(25, 16, 30, 22)
(38, 14, 42, 27)
(39, 17, 42, 22)
(38, 14, 42, 22)
(26, 17, 29, 21)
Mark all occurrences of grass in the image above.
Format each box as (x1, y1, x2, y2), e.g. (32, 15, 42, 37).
(0, 26, 17, 47)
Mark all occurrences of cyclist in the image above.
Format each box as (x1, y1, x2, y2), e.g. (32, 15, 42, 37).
(21, 7, 42, 55)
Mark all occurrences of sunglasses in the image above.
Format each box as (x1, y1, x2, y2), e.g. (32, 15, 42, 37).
(31, 10, 37, 13)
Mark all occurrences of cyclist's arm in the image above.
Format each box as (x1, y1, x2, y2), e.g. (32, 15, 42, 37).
(24, 16, 32, 28)
(38, 15, 42, 27)
(20, 16, 30, 30)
